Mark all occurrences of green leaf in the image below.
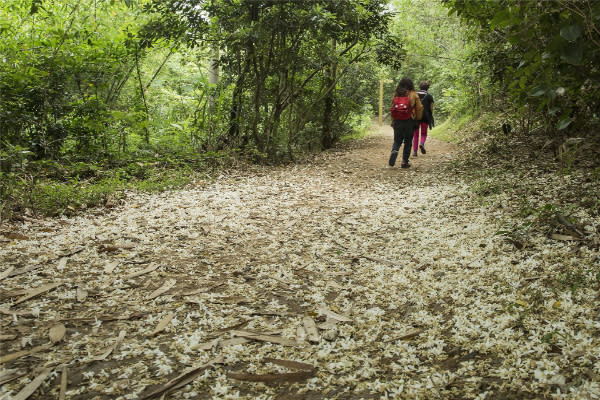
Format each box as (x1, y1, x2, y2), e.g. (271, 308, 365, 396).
(560, 24, 582, 42)
(556, 117, 574, 130)
(560, 45, 583, 65)
(547, 106, 560, 116)
(529, 86, 547, 97)
(490, 10, 511, 29)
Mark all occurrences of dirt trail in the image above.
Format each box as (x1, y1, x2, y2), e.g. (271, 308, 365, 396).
(1, 123, 598, 400)
(335, 122, 456, 177)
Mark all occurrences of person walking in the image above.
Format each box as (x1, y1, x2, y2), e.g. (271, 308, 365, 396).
(413, 81, 434, 156)
(388, 78, 423, 168)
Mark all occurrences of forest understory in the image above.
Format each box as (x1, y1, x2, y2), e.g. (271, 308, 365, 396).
(1, 122, 599, 399)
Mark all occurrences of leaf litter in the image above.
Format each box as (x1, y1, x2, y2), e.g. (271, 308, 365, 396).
(0, 127, 599, 399)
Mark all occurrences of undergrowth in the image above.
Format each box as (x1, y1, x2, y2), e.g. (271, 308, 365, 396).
(0, 152, 233, 221)
(441, 111, 600, 296)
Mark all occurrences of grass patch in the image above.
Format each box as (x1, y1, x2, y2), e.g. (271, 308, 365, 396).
(430, 116, 467, 144)
(0, 156, 208, 220)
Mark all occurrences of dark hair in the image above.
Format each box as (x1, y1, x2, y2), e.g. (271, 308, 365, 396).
(394, 77, 415, 97)
(419, 81, 430, 90)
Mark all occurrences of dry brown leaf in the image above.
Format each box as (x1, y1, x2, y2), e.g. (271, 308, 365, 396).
(138, 356, 224, 400)
(209, 296, 250, 304)
(220, 337, 250, 347)
(4, 265, 43, 279)
(59, 365, 68, 400)
(49, 323, 66, 344)
(232, 330, 297, 346)
(147, 279, 176, 300)
(57, 257, 68, 270)
(104, 260, 120, 274)
(93, 330, 126, 361)
(180, 283, 223, 296)
(0, 308, 34, 316)
(0, 368, 24, 385)
(13, 282, 62, 305)
(123, 264, 159, 280)
(76, 287, 88, 302)
(3, 232, 29, 240)
(0, 266, 15, 281)
(191, 337, 249, 351)
(302, 316, 320, 343)
(150, 312, 175, 336)
(318, 307, 352, 322)
(296, 326, 307, 344)
(0, 334, 18, 341)
(551, 233, 580, 241)
(318, 321, 339, 330)
(228, 370, 315, 383)
(264, 357, 315, 371)
(191, 338, 220, 351)
(98, 245, 120, 253)
(12, 368, 51, 400)
(0, 344, 51, 364)
(384, 329, 422, 343)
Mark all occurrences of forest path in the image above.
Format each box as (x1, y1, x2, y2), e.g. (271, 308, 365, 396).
(1, 122, 597, 399)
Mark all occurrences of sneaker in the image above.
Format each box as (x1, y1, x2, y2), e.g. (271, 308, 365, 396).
(413, 151, 418, 157)
(419, 144, 426, 154)
(401, 163, 411, 169)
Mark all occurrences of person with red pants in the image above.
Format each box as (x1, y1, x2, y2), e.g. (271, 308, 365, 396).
(413, 81, 435, 156)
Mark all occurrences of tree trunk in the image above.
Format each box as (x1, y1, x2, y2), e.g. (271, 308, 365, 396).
(321, 40, 337, 149)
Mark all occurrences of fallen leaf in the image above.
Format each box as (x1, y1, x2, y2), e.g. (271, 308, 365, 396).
(318, 307, 352, 322)
(138, 356, 224, 400)
(228, 370, 315, 382)
(264, 358, 315, 371)
(0, 368, 24, 385)
(180, 283, 224, 296)
(0, 344, 51, 364)
(150, 312, 175, 336)
(147, 279, 177, 300)
(0, 308, 35, 316)
(302, 316, 320, 343)
(12, 368, 52, 400)
(76, 287, 88, 302)
(4, 265, 43, 279)
(0, 334, 18, 341)
(49, 323, 66, 344)
(0, 266, 15, 281)
(3, 232, 29, 240)
(57, 257, 68, 270)
(59, 365, 68, 400)
(296, 326, 306, 344)
(551, 233, 580, 241)
(232, 330, 297, 346)
(384, 329, 422, 343)
(13, 282, 62, 305)
(123, 264, 159, 280)
(104, 260, 120, 274)
(93, 330, 126, 361)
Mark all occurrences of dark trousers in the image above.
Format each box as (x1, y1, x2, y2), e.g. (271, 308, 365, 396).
(389, 119, 414, 166)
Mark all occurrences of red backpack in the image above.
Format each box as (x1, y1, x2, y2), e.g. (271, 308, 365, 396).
(390, 96, 411, 120)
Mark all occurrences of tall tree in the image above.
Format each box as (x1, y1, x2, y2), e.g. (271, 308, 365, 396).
(141, 0, 392, 156)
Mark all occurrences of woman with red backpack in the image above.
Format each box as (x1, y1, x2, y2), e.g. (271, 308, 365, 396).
(388, 77, 423, 168)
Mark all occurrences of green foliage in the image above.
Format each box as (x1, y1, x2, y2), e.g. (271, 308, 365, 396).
(388, 0, 478, 119)
(0, 0, 143, 160)
(141, 0, 393, 157)
(443, 0, 600, 135)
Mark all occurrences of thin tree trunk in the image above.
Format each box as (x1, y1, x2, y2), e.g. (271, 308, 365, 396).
(135, 45, 150, 144)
